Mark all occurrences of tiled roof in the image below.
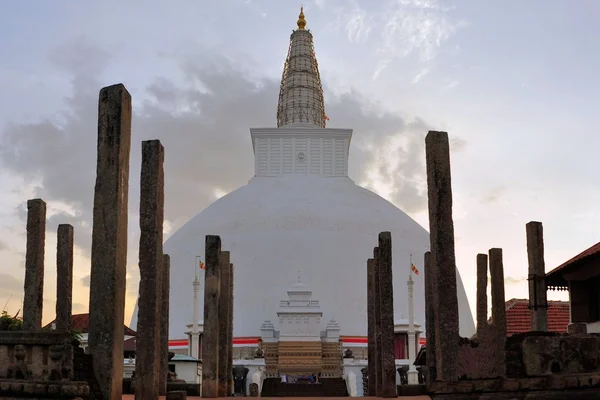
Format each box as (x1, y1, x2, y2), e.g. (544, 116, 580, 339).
(504, 298, 570, 336)
(546, 241, 600, 287)
(44, 313, 137, 336)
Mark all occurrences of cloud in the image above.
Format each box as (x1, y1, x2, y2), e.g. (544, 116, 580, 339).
(80, 275, 90, 288)
(504, 276, 527, 285)
(0, 38, 461, 263)
(481, 186, 506, 205)
(0, 273, 22, 293)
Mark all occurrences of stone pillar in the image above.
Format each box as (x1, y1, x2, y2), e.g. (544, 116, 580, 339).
(202, 235, 222, 398)
(366, 258, 377, 396)
(159, 254, 171, 396)
(227, 263, 235, 397)
(373, 247, 382, 397)
(23, 198, 46, 331)
(218, 251, 232, 397)
(489, 248, 506, 377)
(526, 221, 548, 332)
(56, 224, 74, 331)
(135, 139, 165, 400)
(378, 232, 396, 398)
(88, 83, 132, 400)
(476, 253, 488, 338)
(423, 251, 436, 382)
(425, 131, 459, 382)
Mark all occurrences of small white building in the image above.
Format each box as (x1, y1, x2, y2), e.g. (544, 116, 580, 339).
(169, 354, 202, 384)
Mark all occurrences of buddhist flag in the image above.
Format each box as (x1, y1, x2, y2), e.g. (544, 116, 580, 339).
(199, 260, 205, 270)
(411, 263, 420, 276)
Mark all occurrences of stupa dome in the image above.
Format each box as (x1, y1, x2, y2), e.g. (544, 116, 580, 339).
(130, 174, 475, 339)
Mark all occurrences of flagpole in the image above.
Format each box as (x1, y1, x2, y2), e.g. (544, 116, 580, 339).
(407, 255, 418, 384)
(191, 255, 201, 358)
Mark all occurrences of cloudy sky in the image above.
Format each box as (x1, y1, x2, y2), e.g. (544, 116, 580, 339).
(1, 0, 598, 327)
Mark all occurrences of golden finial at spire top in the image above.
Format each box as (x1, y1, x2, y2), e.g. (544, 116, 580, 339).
(297, 6, 306, 30)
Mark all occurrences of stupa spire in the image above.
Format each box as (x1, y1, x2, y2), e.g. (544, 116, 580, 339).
(276, 7, 327, 128)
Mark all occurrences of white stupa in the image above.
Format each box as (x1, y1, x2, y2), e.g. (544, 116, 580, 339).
(130, 7, 475, 344)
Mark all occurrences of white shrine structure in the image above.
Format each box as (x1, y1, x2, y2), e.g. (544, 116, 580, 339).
(130, 7, 476, 394)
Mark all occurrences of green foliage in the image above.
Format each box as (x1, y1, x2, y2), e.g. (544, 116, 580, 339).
(0, 310, 23, 331)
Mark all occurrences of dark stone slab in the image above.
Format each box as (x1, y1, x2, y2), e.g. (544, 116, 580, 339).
(56, 224, 73, 332)
(202, 235, 222, 398)
(135, 139, 165, 400)
(218, 251, 231, 397)
(88, 83, 132, 400)
(425, 131, 459, 381)
(159, 254, 171, 396)
(476, 253, 488, 338)
(373, 246, 382, 396)
(367, 258, 377, 396)
(397, 383, 428, 396)
(378, 232, 396, 398)
(23, 198, 46, 331)
(526, 221, 547, 332)
(568, 323, 588, 334)
(226, 262, 234, 397)
(166, 390, 187, 400)
(424, 251, 437, 382)
(489, 248, 507, 377)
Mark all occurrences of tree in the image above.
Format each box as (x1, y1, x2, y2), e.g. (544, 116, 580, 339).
(0, 311, 23, 331)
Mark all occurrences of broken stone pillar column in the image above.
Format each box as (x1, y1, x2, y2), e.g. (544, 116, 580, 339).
(56, 224, 74, 332)
(526, 221, 548, 332)
(218, 251, 232, 397)
(489, 248, 506, 377)
(202, 235, 222, 398)
(227, 262, 234, 397)
(425, 131, 459, 381)
(23, 198, 46, 331)
(88, 83, 132, 400)
(476, 253, 488, 338)
(378, 232, 396, 398)
(135, 139, 165, 400)
(373, 246, 382, 397)
(424, 251, 436, 382)
(366, 258, 377, 396)
(159, 254, 171, 396)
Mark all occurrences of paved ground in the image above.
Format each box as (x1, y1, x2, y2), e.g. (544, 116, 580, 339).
(122, 396, 432, 399)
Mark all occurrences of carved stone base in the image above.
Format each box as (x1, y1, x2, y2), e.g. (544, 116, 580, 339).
(429, 373, 600, 399)
(0, 379, 90, 399)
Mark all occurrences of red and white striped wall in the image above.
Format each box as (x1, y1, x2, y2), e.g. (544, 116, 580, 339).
(169, 336, 426, 350)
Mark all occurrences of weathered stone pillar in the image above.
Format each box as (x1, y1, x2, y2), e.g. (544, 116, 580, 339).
(424, 251, 436, 382)
(526, 221, 548, 332)
(373, 246, 382, 397)
(135, 139, 165, 400)
(425, 131, 459, 382)
(489, 248, 506, 377)
(23, 198, 46, 331)
(476, 253, 488, 338)
(227, 262, 234, 397)
(378, 232, 396, 398)
(88, 83, 132, 400)
(366, 258, 377, 396)
(202, 235, 222, 398)
(159, 254, 171, 396)
(218, 251, 232, 397)
(56, 224, 74, 331)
